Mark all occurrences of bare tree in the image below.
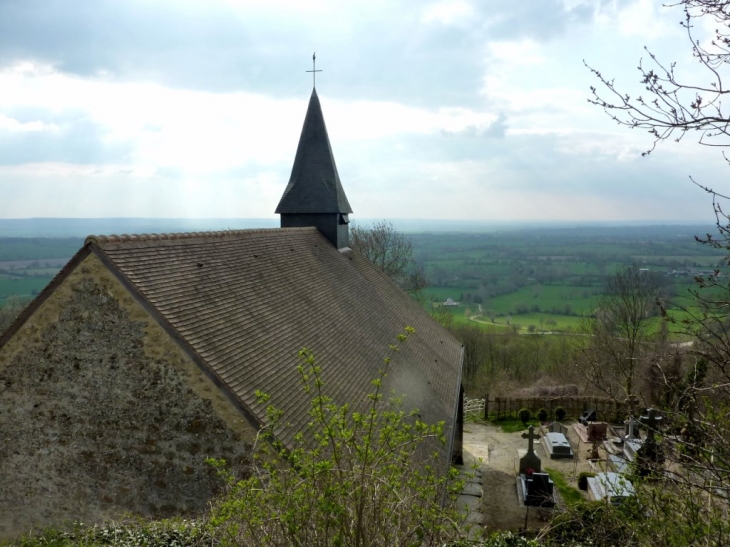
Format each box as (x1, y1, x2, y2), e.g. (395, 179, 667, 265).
(579, 266, 663, 401)
(587, 0, 730, 159)
(350, 221, 427, 298)
(578, 5, 730, 540)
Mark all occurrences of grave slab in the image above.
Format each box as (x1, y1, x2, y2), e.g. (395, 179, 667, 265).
(572, 422, 590, 443)
(587, 472, 635, 505)
(519, 472, 555, 507)
(624, 439, 643, 461)
(542, 431, 574, 459)
(608, 454, 630, 474)
(542, 422, 569, 436)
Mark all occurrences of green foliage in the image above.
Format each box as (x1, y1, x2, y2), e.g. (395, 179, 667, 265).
(6, 519, 207, 547)
(448, 326, 584, 393)
(447, 531, 538, 546)
(577, 472, 595, 491)
(536, 408, 548, 422)
(543, 468, 582, 506)
(207, 327, 463, 547)
(543, 499, 641, 546)
(544, 478, 730, 546)
(553, 407, 566, 421)
(517, 408, 531, 425)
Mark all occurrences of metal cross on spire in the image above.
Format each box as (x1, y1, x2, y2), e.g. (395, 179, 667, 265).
(306, 52, 322, 88)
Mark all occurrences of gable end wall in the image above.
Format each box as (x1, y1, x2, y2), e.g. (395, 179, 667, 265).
(0, 253, 257, 539)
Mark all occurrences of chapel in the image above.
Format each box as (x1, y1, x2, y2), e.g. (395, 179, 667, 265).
(0, 86, 464, 538)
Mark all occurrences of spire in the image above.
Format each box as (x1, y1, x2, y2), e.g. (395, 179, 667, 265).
(275, 89, 353, 215)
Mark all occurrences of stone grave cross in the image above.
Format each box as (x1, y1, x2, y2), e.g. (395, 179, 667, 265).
(625, 415, 640, 439)
(522, 425, 540, 454)
(640, 408, 663, 441)
(519, 425, 542, 475)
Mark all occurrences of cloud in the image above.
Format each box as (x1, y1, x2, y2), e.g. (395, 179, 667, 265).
(440, 112, 508, 138)
(0, 110, 132, 165)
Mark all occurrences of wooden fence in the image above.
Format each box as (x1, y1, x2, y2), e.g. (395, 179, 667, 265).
(465, 394, 628, 424)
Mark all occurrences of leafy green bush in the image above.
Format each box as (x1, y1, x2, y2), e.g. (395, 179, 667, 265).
(448, 531, 538, 546)
(536, 408, 548, 422)
(544, 467, 582, 506)
(543, 499, 641, 546)
(518, 408, 531, 425)
(554, 406, 566, 421)
(9, 519, 207, 547)
(207, 327, 464, 547)
(577, 471, 595, 491)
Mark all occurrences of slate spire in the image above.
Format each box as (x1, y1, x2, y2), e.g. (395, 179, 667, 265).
(276, 88, 353, 249)
(276, 89, 352, 215)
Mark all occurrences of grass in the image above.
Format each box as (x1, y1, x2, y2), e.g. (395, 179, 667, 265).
(487, 284, 598, 317)
(491, 418, 540, 433)
(545, 467, 583, 506)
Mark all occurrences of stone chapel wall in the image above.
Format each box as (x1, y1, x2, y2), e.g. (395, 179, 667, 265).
(0, 253, 256, 538)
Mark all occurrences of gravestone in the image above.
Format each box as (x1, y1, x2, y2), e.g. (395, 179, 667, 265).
(543, 431, 574, 459)
(640, 408, 663, 441)
(518, 425, 542, 475)
(587, 422, 608, 442)
(546, 421, 569, 436)
(624, 415, 640, 440)
(637, 408, 665, 476)
(579, 408, 597, 425)
(608, 454, 630, 474)
(520, 472, 555, 507)
(587, 472, 635, 505)
(623, 439, 643, 461)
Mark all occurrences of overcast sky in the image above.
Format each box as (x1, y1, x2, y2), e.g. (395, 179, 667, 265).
(0, 0, 724, 222)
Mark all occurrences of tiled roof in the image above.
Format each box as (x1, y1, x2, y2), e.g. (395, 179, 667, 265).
(275, 89, 353, 215)
(88, 227, 462, 455)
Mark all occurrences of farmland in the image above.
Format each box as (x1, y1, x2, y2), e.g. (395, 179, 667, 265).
(0, 225, 724, 333)
(412, 224, 725, 333)
(0, 238, 82, 306)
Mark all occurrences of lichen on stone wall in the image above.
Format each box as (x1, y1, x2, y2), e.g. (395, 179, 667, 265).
(0, 257, 253, 538)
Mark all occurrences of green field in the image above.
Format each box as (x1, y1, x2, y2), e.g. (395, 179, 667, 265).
(413, 225, 726, 333)
(0, 226, 727, 334)
(0, 276, 53, 304)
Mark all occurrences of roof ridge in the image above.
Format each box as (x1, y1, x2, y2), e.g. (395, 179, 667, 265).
(85, 227, 318, 246)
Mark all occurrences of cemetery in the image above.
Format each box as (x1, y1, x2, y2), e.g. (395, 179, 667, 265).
(460, 404, 677, 532)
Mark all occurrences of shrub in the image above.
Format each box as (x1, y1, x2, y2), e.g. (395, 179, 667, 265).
(554, 406, 567, 421)
(518, 408, 531, 425)
(12, 519, 208, 547)
(208, 327, 463, 547)
(578, 471, 596, 491)
(447, 531, 538, 546)
(544, 499, 641, 546)
(536, 408, 548, 422)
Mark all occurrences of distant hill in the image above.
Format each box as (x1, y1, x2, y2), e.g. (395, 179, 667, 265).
(0, 218, 279, 238)
(0, 218, 716, 238)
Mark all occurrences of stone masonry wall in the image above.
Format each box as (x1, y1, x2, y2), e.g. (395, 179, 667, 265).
(0, 253, 257, 538)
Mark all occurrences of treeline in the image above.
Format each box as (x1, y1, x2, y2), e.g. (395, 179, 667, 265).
(446, 324, 583, 396)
